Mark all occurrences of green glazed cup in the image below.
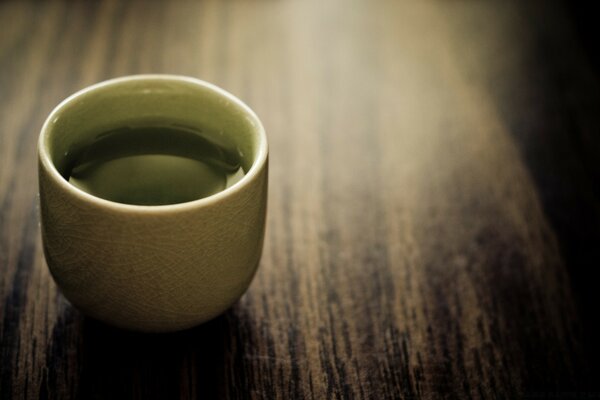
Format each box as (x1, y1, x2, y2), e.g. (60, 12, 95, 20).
(38, 75, 268, 332)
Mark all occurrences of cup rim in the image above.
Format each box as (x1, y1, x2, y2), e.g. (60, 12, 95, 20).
(38, 74, 268, 213)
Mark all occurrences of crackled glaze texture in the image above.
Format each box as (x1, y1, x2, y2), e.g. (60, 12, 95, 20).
(38, 76, 268, 332)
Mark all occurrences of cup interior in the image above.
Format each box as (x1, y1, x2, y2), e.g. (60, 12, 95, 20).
(41, 76, 262, 185)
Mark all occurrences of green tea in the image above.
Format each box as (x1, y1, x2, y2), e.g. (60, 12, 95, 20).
(63, 125, 244, 206)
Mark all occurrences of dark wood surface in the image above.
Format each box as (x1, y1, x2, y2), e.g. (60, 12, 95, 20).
(1, 1, 599, 398)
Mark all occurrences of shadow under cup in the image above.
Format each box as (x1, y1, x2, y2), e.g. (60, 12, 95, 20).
(38, 76, 268, 332)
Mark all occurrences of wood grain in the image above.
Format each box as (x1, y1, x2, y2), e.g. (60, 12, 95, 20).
(1, 1, 599, 398)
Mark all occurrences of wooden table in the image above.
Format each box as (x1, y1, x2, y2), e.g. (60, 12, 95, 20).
(1, 1, 599, 398)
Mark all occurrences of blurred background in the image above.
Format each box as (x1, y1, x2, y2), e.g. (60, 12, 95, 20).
(1, 1, 599, 398)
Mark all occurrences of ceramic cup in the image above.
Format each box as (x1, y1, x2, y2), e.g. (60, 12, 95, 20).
(38, 75, 268, 332)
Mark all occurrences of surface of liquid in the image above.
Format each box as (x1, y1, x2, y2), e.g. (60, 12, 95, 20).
(64, 125, 244, 206)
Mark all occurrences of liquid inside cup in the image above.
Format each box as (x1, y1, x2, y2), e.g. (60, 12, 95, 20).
(64, 124, 246, 206)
